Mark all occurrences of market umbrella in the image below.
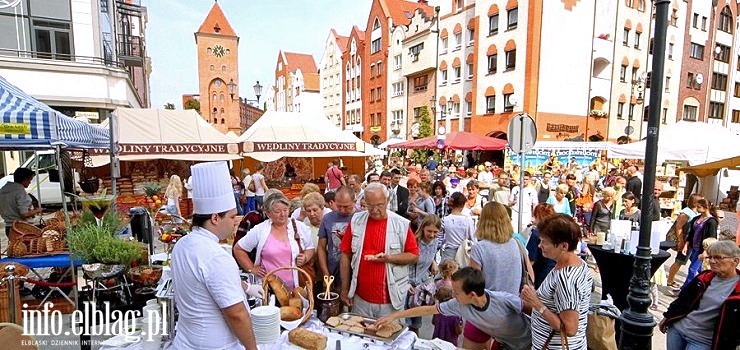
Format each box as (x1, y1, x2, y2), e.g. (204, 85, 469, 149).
(391, 131, 507, 151)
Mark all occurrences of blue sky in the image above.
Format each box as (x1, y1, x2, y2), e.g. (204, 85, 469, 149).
(145, 0, 372, 109)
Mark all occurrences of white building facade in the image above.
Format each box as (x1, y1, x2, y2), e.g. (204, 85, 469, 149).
(437, 0, 476, 133)
(319, 29, 347, 127)
(0, 0, 149, 175)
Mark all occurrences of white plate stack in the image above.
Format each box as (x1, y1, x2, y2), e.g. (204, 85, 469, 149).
(250, 305, 281, 344)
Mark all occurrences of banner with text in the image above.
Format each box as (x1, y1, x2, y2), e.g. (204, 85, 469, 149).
(243, 142, 361, 153)
(90, 143, 240, 155)
(507, 148, 600, 172)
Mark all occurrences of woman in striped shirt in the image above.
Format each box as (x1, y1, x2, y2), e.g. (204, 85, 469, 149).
(520, 214, 593, 349)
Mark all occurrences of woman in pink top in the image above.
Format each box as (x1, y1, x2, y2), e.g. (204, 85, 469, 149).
(234, 192, 314, 289)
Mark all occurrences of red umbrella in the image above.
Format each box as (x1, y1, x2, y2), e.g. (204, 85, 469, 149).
(391, 131, 507, 151)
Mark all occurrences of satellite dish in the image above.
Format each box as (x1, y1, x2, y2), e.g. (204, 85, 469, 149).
(509, 94, 519, 107)
(695, 73, 704, 85)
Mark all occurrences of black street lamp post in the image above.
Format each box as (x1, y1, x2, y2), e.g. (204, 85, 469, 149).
(618, 1, 670, 348)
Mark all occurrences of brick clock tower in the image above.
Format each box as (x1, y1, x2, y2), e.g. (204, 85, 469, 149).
(195, 1, 240, 133)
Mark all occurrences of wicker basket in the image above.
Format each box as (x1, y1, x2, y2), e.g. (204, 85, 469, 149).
(261, 266, 314, 327)
(8, 222, 43, 257)
(0, 263, 29, 325)
(9, 221, 42, 241)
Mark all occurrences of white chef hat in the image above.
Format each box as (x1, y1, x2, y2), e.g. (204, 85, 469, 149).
(190, 161, 236, 214)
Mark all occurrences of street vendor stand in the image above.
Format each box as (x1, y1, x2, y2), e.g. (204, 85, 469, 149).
(89, 108, 242, 216)
(238, 111, 384, 194)
(0, 75, 112, 350)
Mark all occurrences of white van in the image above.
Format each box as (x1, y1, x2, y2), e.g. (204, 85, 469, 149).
(0, 151, 79, 206)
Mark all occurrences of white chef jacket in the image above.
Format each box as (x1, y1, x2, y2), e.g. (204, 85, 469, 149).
(171, 227, 247, 350)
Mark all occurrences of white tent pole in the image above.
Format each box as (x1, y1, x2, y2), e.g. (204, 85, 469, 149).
(55, 145, 70, 227)
(34, 151, 41, 207)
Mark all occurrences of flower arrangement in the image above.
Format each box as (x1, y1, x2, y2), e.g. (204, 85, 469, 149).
(590, 109, 607, 118)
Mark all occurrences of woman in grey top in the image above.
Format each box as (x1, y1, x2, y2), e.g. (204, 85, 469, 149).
(441, 192, 476, 261)
(467, 201, 525, 350)
(405, 215, 441, 334)
(589, 187, 616, 234)
(407, 178, 436, 229)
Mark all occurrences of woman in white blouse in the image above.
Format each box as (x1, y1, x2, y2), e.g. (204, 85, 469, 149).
(234, 192, 314, 289)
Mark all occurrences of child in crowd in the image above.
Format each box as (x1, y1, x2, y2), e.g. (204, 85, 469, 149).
(698, 237, 718, 271)
(436, 259, 459, 290)
(431, 286, 463, 346)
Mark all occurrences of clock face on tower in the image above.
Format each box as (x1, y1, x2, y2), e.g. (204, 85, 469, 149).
(213, 44, 226, 58)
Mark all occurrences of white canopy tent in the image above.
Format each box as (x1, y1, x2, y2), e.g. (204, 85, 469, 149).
(238, 111, 384, 162)
(530, 141, 614, 151)
(608, 121, 740, 165)
(91, 108, 242, 165)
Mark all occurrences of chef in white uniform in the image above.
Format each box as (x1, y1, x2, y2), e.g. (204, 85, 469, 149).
(171, 161, 262, 350)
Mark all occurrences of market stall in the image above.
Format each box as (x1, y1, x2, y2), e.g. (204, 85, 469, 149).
(239, 111, 384, 162)
(87, 108, 242, 215)
(0, 75, 112, 325)
(238, 111, 384, 191)
(609, 121, 740, 165)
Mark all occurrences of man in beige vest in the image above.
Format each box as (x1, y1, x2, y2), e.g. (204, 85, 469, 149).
(339, 183, 419, 318)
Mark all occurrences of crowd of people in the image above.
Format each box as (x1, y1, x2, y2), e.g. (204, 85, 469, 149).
(220, 156, 739, 350)
(2, 151, 738, 349)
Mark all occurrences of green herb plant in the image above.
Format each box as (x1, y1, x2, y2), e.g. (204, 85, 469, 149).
(67, 209, 141, 266)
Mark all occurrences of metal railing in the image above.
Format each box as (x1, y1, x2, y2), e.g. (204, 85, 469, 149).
(0, 48, 125, 69)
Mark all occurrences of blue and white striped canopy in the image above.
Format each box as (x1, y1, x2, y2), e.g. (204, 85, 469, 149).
(0, 75, 110, 149)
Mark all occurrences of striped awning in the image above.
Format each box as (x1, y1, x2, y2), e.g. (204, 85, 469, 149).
(0, 75, 109, 149)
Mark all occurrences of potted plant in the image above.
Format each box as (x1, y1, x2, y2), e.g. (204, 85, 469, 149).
(67, 210, 143, 268)
(590, 109, 607, 118)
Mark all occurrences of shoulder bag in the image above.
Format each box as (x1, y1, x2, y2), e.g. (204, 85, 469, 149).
(515, 239, 535, 291)
(292, 219, 316, 288)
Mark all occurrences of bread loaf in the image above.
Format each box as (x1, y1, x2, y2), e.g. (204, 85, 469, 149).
(288, 297, 302, 309)
(267, 275, 291, 306)
(288, 328, 327, 350)
(280, 306, 302, 321)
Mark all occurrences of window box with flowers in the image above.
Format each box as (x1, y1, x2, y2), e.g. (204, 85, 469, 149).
(590, 109, 608, 118)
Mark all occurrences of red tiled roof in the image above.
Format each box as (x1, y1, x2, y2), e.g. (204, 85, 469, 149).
(382, 0, 434, 27)
(196, 2, 237, 36)
(331, 29, 350, 51)
(304, 73, 320, 92)
(284, 52, 318, 74)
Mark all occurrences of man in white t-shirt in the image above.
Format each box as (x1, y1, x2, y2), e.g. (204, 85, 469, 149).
(509, 171, 537, 233)
(477, 162, 494, 201)
(171, 162, 263, 350)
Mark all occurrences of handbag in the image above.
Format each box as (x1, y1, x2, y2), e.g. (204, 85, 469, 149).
(407, 266, 436, 308)
(292, 219, 316, 288)
(542, 325, 570, 350)
(247, 179, 256, 193)
(586, 312, 617, 350)
(515, 239, 535, 291)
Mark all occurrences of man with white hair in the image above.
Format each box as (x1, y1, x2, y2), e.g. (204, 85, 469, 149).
(340, 182, 419, 318)
(171, 161, 262, 350)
